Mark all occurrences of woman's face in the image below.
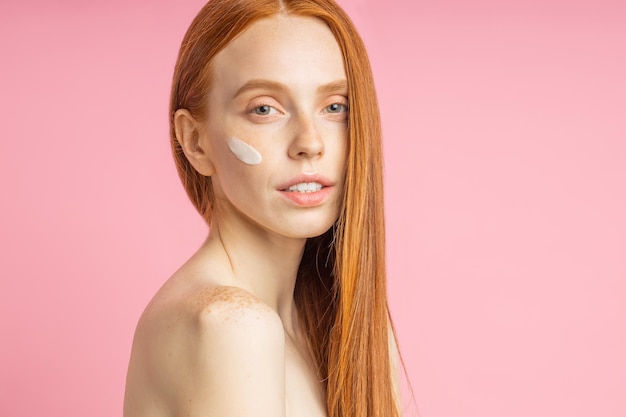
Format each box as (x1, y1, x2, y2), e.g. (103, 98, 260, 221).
(200, 15, 348, 239)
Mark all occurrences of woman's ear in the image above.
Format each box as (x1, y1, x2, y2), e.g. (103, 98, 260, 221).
(174, 109, 216, 176)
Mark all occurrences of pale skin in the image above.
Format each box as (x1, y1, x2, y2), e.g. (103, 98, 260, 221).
(124, 14, 399, 417)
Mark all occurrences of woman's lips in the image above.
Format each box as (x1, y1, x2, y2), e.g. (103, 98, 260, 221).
(278, 186, 333, 207)
(277, 174, 335, 207)
(277, 173, 334, 191)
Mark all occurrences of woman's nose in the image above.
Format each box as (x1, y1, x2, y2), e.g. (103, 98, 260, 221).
(288, 116, 324, 159)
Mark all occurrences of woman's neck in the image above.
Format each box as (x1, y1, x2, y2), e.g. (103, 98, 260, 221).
(201, 216, 307, 333)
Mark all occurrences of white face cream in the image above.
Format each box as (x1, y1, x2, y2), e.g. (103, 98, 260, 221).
(226, 136, 262, 165)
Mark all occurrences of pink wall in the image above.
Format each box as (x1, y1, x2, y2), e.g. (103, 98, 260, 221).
(1, 1, 624, 416)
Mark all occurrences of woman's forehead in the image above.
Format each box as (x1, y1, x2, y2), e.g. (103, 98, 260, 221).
(210, 15, 347, 94)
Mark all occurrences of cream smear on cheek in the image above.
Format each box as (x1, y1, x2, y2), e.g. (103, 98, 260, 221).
(226, 136, 262, 165)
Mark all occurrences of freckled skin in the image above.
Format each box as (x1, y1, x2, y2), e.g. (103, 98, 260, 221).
(125, 282, 289, 417)
(188, 286, 271, 322)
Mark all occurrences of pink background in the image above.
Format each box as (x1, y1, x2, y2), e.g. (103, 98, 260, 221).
(1, 1, 625, 416)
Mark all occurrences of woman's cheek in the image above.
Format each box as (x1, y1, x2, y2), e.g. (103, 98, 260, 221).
(227, 136, 263, 165)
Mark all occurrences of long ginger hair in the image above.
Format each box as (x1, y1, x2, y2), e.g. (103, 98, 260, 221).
(169, 0, 399, 416)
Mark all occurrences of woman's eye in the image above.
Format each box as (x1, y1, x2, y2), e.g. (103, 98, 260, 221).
(325, 103, 348, 114)
(252, 104, 278, 116)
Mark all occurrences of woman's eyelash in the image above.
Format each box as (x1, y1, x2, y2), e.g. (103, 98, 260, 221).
(326, 102, 349, 113)
(250, 104, 278, 115)
(248, 101, 348, 116)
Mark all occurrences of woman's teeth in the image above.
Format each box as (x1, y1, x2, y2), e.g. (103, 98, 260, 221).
(287, 182, 323, 193)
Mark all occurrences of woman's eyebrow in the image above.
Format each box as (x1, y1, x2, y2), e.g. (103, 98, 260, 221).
(317, 79, 348, 95)
(232, 79, 287, 99)
(232, 79, 348, 99)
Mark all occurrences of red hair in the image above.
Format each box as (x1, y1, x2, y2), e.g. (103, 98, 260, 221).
(170, 1, 400, 415)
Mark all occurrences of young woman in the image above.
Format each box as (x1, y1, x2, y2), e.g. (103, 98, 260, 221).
(124, 0, 402, 416)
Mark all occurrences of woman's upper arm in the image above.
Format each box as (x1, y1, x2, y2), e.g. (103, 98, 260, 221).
(164, 290, 287, 417)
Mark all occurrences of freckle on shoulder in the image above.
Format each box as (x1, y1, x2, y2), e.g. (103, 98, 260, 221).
(187, 286, 281, 330)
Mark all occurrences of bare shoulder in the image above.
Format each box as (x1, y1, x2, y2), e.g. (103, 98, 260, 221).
(124, 285, 286, 417)
(189, 286, 282, 328)
(184, 286, 286, 361)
